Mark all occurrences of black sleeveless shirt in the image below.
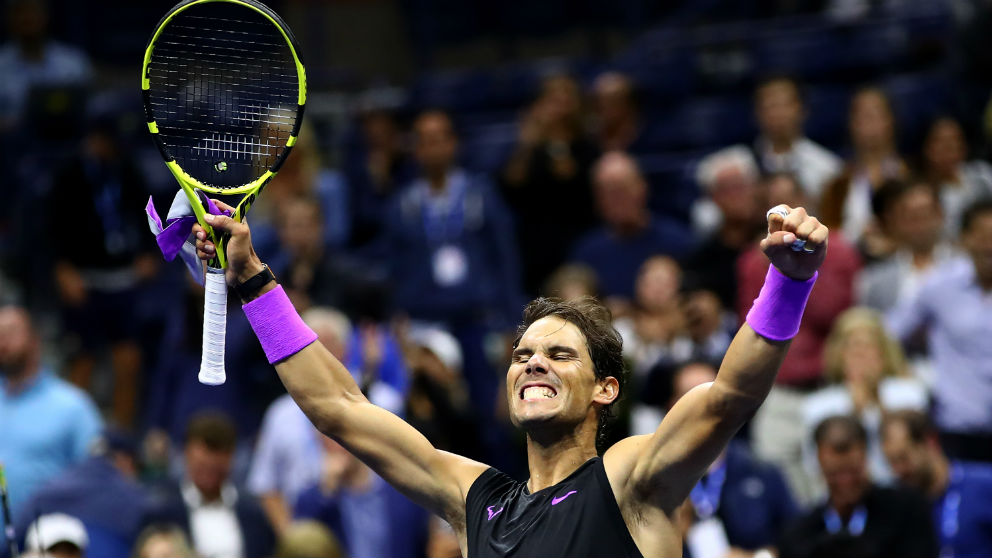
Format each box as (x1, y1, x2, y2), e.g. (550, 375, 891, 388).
(465, 457, 643, 557)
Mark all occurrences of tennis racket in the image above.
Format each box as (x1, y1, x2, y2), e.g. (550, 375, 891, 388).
(142, 0, 306, 385)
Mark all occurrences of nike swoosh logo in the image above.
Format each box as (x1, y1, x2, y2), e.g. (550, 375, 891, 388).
(487, 505, 504, 520)
(551, 490, 578, 506)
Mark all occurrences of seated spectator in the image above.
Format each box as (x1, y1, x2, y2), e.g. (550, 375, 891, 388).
(685, 146, 766, 309)
(146, 412, 275, 558)
(802, 308, 928, 488)
(670, 361, 799, 557)
(132, 524, 196, 558)
(589, 72, 650, 154)
(0, 305, 102, 514)
(709, 75, 841, 203)
(821, 87, 909, 252)
(881, 410, 992, 558)
(294, 436, 427, 558)
(248, 307, 405, 534)
(570, 152, 694, 304)
(23, 513, 88, 558)
(274, 520, 343, 558)
(344, 109, 415, 251)
(858, 180, 958, 312)
(0, 0, 92, 131)
(738, 172, 861, 504)
(887, 199, 992, 462)
(918, 116, 992, 237)
(542, 263, 600, 302)
(502, 74, 599, 294)
(778, 415, 937, 557)
(11, 430, 148, 558)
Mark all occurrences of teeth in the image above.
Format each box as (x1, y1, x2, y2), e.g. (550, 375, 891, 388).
(522, 386, 555, 400)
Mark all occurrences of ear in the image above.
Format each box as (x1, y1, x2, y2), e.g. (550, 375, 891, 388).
(594, 376, 620, 406)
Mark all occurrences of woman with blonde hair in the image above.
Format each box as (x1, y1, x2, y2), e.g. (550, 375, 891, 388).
(800, 307, 928, 490)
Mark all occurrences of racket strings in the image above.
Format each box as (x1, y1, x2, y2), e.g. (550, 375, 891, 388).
(147, 4, 299, 189)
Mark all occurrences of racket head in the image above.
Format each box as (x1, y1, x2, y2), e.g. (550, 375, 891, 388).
(141, 0, 306, 201)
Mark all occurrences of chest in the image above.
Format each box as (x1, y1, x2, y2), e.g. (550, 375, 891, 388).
(928, 290, 992, 350)
(0, 395, 75, 460)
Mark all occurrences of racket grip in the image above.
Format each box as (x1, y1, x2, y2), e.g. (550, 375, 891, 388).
(199, 267, 228, 385)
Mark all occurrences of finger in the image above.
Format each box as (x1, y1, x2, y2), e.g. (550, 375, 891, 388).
(782, 206, 807, 233)
(795, 217, 820, 241)
(806, 224, 829, 247)
(762, 230, 795, 249)
(765, 204, 792, 234)
(211, 198, 236, 213)
(203, 212, 238, 233)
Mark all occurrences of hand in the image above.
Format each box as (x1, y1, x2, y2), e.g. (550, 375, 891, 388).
(760, 205, 828, 281)
(55, 262, 87, 307)
(193, 199, 264, 287)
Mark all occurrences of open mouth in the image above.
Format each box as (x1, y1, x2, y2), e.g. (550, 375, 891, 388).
(520, 384, 558, 401)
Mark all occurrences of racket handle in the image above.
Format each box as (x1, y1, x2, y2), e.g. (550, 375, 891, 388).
(199, 267, 228, 385)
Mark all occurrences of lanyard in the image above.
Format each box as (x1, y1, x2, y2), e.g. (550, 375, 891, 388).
(824, 505, 867, 536)
(690, 458, 726, 519)
(938, 464, 964, 558)
(420, 172, 467, 246)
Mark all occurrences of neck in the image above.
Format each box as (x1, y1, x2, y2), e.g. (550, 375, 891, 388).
(858, 145, 892, 165)
(766, 134, 797, 154)
(2, 359, 41, 395)
(929, 453, 951, 500)
(426, 170, 449, 194)
(197, 484, 222, 503)
(612, 212, 649, 237)
(525, 423, 598, 493)
(19, 38, 45, 61)
(829, 494, 861, 520)
(600, 118, 636, 150)
(910, 246, 936, 269)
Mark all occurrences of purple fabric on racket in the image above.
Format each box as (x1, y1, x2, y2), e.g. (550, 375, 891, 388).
(242, 285, 318, 364)
(146, 191, 231, 284)
(745, 266, 818, 341)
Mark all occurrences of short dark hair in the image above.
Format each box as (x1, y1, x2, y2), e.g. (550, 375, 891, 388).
(754, 74, 805, 105)
(961, 198, 992, 233)
(185, 411, 237, 452)
(871, 178, 940, 223)
(513, 297, 626, 444)
(881, 409, 935, 445)
(814, 415, 868, 451)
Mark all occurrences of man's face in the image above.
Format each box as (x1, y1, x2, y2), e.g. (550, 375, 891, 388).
(850, 91, 893, 151)
(593, 75, 634, 127)
(925, 119, 966, 176)
(818, 441, 869, 509)
(710, 167, 758, 222)
(594, 158, 646, 228)
(507, 317, 611, 431)
(881, 422, 931, 491)
(886, 187, 942, 252)
(278, 200, 323, 257)
(755, 81, 803, 143)
(635, 257, 680, 311)
(185, 440, 233, 497)
(414, 114, 457, 176)
(0, 308, 35, 376)
(963, 212, 992, 282)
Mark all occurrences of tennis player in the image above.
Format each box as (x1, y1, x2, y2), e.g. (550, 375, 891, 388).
(194, 202, 826, 557)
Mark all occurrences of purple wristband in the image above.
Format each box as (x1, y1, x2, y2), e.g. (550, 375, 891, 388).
(745, 266, 818, 341)
(243, 285, 318, 364)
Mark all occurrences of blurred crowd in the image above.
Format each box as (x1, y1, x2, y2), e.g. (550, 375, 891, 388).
(2, 0, 992, 557)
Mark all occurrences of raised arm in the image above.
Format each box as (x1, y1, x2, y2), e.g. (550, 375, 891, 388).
(606, 206, 827, 513)
(194, 208, 488, 529)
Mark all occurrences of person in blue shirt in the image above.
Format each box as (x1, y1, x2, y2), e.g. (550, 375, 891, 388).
(882, 410, 992, 558)
(571, 151, 694, 303)
(0, 305, 102, 516)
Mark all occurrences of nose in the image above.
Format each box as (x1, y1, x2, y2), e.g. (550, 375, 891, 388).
(525, 353, 550, 375)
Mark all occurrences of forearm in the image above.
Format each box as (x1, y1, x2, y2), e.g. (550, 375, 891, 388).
(274, 341, 368, 433)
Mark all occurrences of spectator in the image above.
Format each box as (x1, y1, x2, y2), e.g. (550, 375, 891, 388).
(802, 308, 928, 489)
(686, 146, 766, 308)
(858, 180, 958, 313)
(11, 430, 149, 558)
(0, 0, 92, 131)
(671, 361, 799, 557)
(778, 415, 938, 557)
(919, 116, 992, 237)
(570, 152, 694, 305)
(274, 520, 343, 558)
(614, 256, 687, 380)
(131, 524, 196, 558)
(344, 109, 415, 251)
(0, 305, 102, 514)
(23, 513, 88, 558)
(738, 172, 861, 504)
(542, 263, 599, 302)
(821, 87, 909, 251)
(713, 75, 841, 202)
(294, 436, 427, 558)
(589, 72, 649, 154)
(146, 412, 275, 558)
(248, 307, 405, 534)
(881, 410, 992, 558)
(49, 111, 157, 428)
(502, 74, 599, 294)
(887, 199, 992, 462)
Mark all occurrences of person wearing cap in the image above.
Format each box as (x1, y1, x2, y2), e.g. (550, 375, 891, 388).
(23, 513, 88, 558)
(9, 429, 148, 558)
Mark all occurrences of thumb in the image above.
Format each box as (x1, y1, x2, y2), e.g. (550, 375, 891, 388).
(760, 230, 799, 251)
